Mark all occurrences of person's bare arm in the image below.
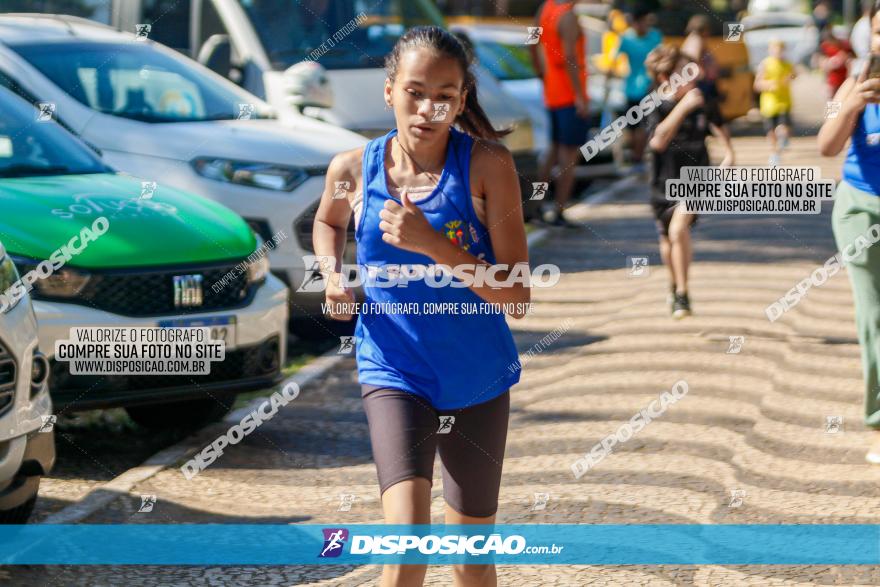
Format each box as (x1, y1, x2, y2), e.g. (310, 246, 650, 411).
(312, 148, 362, 320)
(378, 141, 531, 318)
(709, 122, 735, 166)
(817, 75, 874, 156)
(529, 5, 545, 78)
(559, 9, 588, 116)
(753, 61, 773, 92)
(649, 88, 705, 152)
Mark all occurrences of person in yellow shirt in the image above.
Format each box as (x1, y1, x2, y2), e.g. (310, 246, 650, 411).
(754, 39, 797, 165)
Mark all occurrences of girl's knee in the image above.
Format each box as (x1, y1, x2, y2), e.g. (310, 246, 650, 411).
(453, 563, 494, 582)
(667, 225, 689, 243)
(383, 563, 427, 586)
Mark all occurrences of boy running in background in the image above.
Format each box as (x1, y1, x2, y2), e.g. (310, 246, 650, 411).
(755, 39, 796, 166)
(645, 45, 735, 319)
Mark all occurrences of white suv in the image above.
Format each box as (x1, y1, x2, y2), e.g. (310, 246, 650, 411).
(0, 243, 55, 524)
(0, 14, 366, 331)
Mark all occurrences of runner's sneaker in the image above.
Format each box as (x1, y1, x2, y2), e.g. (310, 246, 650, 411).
(776, 127, 790, 150)
(672, 292, 691, 319)
(667, 284, 677, 308)
(866, 432, 880, 464)
(768, 153, 780, 167)
(551, 212, 580, 229)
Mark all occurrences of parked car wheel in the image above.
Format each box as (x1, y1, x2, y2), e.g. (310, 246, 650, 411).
(126, 397, 235, 429)
(0, 492, 38, 525)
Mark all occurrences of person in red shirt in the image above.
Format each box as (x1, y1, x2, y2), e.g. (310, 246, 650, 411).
(529, 0, 588, 227)
(815, 24, 855, 99)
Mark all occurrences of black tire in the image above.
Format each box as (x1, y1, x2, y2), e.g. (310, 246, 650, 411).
(0, 491, 37, 524)
(126, 397, 235, 430)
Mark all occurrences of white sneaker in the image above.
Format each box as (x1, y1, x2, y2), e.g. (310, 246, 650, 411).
(776, 127, 790, 150)
(768, 153, 780, 167)
(542, 208, 558, 224)
(866, 432, 880, 464)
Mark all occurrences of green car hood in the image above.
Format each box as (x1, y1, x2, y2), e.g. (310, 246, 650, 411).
(0, 173, 256, 268)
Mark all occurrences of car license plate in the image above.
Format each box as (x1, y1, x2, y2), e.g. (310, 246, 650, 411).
(157, 316, 237, 350)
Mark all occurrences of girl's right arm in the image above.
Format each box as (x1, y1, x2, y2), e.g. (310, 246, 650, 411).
(312, 148, 363, 321)
(817, 76, 870, 157)
(649, 88, 705, 152)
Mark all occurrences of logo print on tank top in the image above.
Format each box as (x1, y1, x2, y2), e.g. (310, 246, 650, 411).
(444, 220, 469, 251)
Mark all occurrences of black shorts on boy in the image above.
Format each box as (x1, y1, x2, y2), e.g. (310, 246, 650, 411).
(645, 98, 724, 235)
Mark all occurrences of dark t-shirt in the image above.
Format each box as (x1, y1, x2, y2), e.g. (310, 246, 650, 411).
(646, 99, 724, 201)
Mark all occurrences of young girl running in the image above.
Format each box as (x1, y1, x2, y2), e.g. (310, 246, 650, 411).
(645, 45, 735, 319)
(312, 26, 530, 587)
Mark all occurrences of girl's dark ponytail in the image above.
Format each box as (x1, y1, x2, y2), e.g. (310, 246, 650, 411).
(385, 25, 512, 141)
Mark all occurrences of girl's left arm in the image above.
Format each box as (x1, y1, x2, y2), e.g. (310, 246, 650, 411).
(429, 141, 531, 317)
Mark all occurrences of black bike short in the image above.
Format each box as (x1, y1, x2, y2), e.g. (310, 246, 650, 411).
(361, 385, 510, 518)
(763, 111, 791, 133)
(651, 199, 698, 237)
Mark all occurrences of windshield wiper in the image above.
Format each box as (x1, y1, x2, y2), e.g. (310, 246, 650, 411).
(0, 164, 74, 178)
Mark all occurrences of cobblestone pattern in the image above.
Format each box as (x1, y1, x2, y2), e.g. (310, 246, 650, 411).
(3, 134, 877, 585)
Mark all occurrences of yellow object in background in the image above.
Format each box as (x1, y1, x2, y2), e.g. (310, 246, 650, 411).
(609, 8, 628, 34)
(758, 56, 793, 118)
(594, 9, 629, 77)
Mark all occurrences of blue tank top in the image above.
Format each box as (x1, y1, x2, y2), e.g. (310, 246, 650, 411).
(354, 127, 521, 409)
(843, 103, 880, 195)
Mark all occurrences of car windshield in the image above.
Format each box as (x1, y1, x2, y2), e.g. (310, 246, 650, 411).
(238, 0, 442, 70)
(0, 88, 108, 178)
(471, 39, 537, 81)
(11, 42, 273, 123)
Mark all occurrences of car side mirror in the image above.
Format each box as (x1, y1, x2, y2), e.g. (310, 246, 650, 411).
(198, 34, 232, 78)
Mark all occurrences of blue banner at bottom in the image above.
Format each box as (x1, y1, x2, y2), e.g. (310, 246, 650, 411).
(0, 524, 877, 565)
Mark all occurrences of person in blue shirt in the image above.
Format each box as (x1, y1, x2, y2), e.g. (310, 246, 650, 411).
(818, 0, 880, 465)
(312, 25, 531, 587)
(612, 5, 663, 168)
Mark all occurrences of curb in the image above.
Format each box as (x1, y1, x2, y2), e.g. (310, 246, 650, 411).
(565, 174, 642, 219)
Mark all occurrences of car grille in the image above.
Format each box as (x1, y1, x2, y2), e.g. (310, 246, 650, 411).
(30, 261, 256, 318)
(295, 200, 356, 253)
(0, 341, 16, 418)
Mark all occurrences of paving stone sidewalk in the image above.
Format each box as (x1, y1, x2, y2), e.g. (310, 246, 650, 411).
(4, 134, 879, 586)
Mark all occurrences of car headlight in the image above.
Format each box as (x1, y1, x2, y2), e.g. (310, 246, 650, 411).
(246, 237, 270, 285)
(9, 256, 91, 299)
(191, 158, 311, 192)
(0, 253, 22, 312)
(0, 253, 19, 293)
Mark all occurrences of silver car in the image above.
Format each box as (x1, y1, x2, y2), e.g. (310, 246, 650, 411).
(0, 244, 55, 523)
